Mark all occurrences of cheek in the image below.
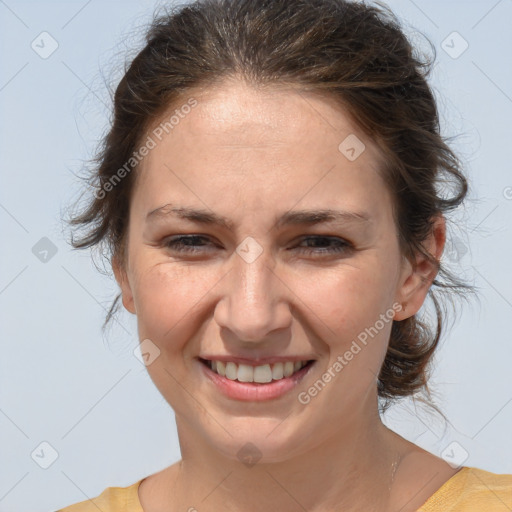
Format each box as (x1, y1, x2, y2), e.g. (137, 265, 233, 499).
(294, 261, 396, 342)
(131, 262, 217, 344)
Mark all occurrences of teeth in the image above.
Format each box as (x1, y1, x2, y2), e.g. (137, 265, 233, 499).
(216, 360, 226, 377)
(272, 362, 284, 380)
(225, 362, 238, 380)
(253, 364, 272, 383)
(237, 364, 253, 382)
(284, 361, 294, 377)
(207, 359, 309, 383)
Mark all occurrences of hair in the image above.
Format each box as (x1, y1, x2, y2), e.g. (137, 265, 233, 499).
(68, 0, 474, 412)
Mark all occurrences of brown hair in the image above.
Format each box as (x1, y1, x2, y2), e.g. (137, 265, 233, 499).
(68, 0, 474, 411)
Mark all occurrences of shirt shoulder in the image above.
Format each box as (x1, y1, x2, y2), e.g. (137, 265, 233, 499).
(419, 466, 512, 512)
(56, 479, 144, 512)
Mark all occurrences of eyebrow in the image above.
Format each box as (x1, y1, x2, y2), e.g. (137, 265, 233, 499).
(146, 204, 371, 230)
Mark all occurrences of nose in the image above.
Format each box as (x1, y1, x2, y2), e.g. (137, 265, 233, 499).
(214, 242, 292, 344)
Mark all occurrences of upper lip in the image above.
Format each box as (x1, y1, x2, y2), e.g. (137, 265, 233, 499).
(199, 355, 315, 365)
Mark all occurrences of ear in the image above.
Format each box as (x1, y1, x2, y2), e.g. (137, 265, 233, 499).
(112, 254, 136, 315)
(393, 215, 446, 321)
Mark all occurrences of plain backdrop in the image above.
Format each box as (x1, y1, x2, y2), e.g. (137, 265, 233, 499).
(1, 0, 511, 510)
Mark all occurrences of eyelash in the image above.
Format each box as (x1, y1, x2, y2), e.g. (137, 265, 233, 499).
(164, 235, 352, 256)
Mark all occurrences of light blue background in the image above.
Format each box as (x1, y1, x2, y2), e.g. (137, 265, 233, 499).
(1, 1, 511, 510)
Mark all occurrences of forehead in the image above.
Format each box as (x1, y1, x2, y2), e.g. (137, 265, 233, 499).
(134, 79, 391, 221)
(148, 79, 381, 155)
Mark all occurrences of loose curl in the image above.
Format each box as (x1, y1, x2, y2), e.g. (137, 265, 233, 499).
(68, 0, 474, 412)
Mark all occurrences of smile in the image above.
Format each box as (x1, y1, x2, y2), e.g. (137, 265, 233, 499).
(203, 359, 310, 383)
(199, 357, 315, 401)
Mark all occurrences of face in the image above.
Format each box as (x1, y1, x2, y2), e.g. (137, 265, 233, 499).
(114, 79, 442, 463)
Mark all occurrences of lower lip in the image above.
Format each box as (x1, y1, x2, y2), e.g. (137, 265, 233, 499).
(200, 360, 314, 401)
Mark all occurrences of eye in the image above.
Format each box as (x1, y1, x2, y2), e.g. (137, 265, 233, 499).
(164, 234, 352, 257)
(164, 235, 215, 254)
(294, 236, 352, 255)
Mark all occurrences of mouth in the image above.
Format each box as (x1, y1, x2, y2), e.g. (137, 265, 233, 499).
(198, 357, 315, 401)
(200, 358, 312, 383)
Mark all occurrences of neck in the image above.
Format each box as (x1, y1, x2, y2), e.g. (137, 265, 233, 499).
(169, 412, 406, 512)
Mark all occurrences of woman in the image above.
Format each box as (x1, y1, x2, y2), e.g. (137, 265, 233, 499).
(59, 0, 512, 510)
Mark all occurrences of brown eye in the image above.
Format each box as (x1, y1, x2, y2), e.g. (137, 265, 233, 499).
(295, 236, 352, 255)
(165, 235, 215, 254)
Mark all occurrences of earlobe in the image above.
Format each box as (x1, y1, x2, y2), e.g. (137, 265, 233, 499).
(112, 255, 136, 315)
(394, 215, 446, 321)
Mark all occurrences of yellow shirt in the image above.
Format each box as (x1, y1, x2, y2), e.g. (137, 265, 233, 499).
(56, 466, 512, 511)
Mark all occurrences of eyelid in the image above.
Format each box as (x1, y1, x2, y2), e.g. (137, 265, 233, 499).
(163, 234, 353, 256)
(295, 234, 352, 245)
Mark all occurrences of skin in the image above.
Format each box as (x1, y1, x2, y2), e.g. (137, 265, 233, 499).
(113, 78, 459, 511)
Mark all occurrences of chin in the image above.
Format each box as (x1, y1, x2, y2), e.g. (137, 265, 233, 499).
(192, 415, 317, 466)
